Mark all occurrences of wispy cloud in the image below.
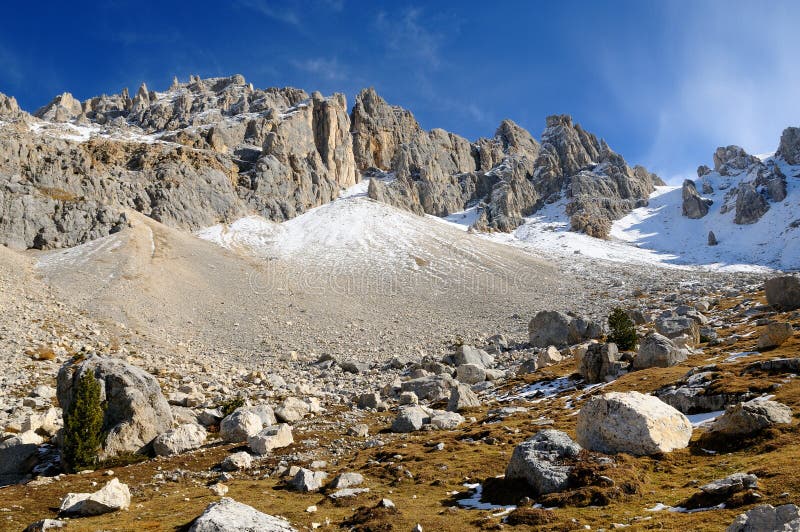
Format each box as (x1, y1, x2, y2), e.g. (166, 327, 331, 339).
(375, 7, 444, 69)
(0, 45, 23, 87)
(236, 0, 301, 27)
(600, 1, 800, 181)
(291, 57, 346, 81)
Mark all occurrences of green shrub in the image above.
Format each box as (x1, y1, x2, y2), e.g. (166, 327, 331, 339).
(62, 371, 105, 471)
(219, 396, 245, 418)
(608, 308, 637, 351)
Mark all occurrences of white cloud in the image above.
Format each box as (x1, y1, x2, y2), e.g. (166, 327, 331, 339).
(599, 1, 800, 181)
(236, 0, 301, 27)
(291, 57, 346, 81)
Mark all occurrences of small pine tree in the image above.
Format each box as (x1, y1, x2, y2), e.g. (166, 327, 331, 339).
(608, 307, 637, 351)
(62, 371, 105, 471)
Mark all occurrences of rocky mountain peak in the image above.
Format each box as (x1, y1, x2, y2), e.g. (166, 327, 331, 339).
(712, 145, 761, 176)
(35, 92, 84, 122)
(494, 119, 540, 159)
(777, 126, 800, 165)
(0, 92, 21, 119)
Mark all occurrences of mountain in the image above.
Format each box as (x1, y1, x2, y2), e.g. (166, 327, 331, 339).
(0, 74, 660, 253)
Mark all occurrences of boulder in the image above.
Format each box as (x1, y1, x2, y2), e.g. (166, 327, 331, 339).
(219, 410, 263, 443)
(241, 404, 277, 427)
(189, 497, 296, 531)
(708, 231, 718, 246)
(709, 399, 792, 436)
(505, 429, 582, 494)
(329, 472, 364, 490)
(275, 397, 310, 422)
(430, 411, 465, 430)
(701, 473, 758, 497)
(400, 375, 456, 402)
(248, 424, 294, 455)
(757, 322, 794, 350)
(288, 468, 327, 492)
(56, 355, 172, 459)
(357, 392, 382, 410)
(153, 423, 207, 456)
(453, 345, 495, 368)
(579, 342, 624, 383)
(765, 276, 800, 311)
(221, 451, 253, 472)
(655, 316, 700, 346)
(529, 311, 572, 347)
(726, 504, 800, 532)
(391, 406, 430, 433)
(681, 179, 710, 219)
(447, 383, 481, 412)
(633, 333, 686, 370)
(537, 346, 564, 367)
(24, 519, 67, 532)
(59, 478, 131, 516)
(455, 364, 486, 384)
(576, 391, 692, 455)
(0, 430, 43, 485)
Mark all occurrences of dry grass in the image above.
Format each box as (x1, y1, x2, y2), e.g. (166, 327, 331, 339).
(3, 291, 800, 530)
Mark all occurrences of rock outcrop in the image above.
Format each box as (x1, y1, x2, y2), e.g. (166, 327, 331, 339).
(56, 355, 173, 459)
(776, 127, 800, 165)
(355, 90, 661, 237)
(681, 179, 710, 219)
(1, 76, 357, 250)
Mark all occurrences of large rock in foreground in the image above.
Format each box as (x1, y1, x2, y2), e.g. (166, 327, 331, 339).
(505, 429, 582, 495)
(576, 391, 692, 455)
(765, 276, 800, 312)
(189, 497, 296, 532)
(59, 478, 131, 516)
(56, 355, 172, 459)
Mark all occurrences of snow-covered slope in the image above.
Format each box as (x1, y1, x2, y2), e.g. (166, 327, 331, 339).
(439, 158, 799, 272)
(197, 180, 554, 281)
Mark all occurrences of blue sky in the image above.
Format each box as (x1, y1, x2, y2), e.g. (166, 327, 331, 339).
(1, 0, 798, 182)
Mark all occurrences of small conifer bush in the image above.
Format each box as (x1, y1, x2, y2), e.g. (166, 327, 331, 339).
(62, 371, 105, 471)
(608, 307, 637, 351)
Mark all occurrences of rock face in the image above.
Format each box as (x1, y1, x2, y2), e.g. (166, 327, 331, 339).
(576, 391, 692, 455)
(681, 179, 710, 219)
(709, 399, 792, 436)
(777, 127, 800, 165)
(0, 76, 357, 250)
(633, 333, 686, 370)
(59, 478, 131, 516)
(528, 311, 603, 348)
(726, 504, 800, 532)
(355, 91, 661, 236)
(153, 423, 207, 456)
(505, 429, 582, 494)
(734, 184, 769, 225)
(765, 276, 800, 311)
(56, 355, 172, 459)
(189, 497, 296, 532)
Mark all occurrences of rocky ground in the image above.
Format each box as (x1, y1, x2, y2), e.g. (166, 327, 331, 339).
(4, 214, 799, 530)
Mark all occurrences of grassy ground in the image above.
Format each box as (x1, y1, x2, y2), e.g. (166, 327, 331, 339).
(2, 293, 799, 531)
